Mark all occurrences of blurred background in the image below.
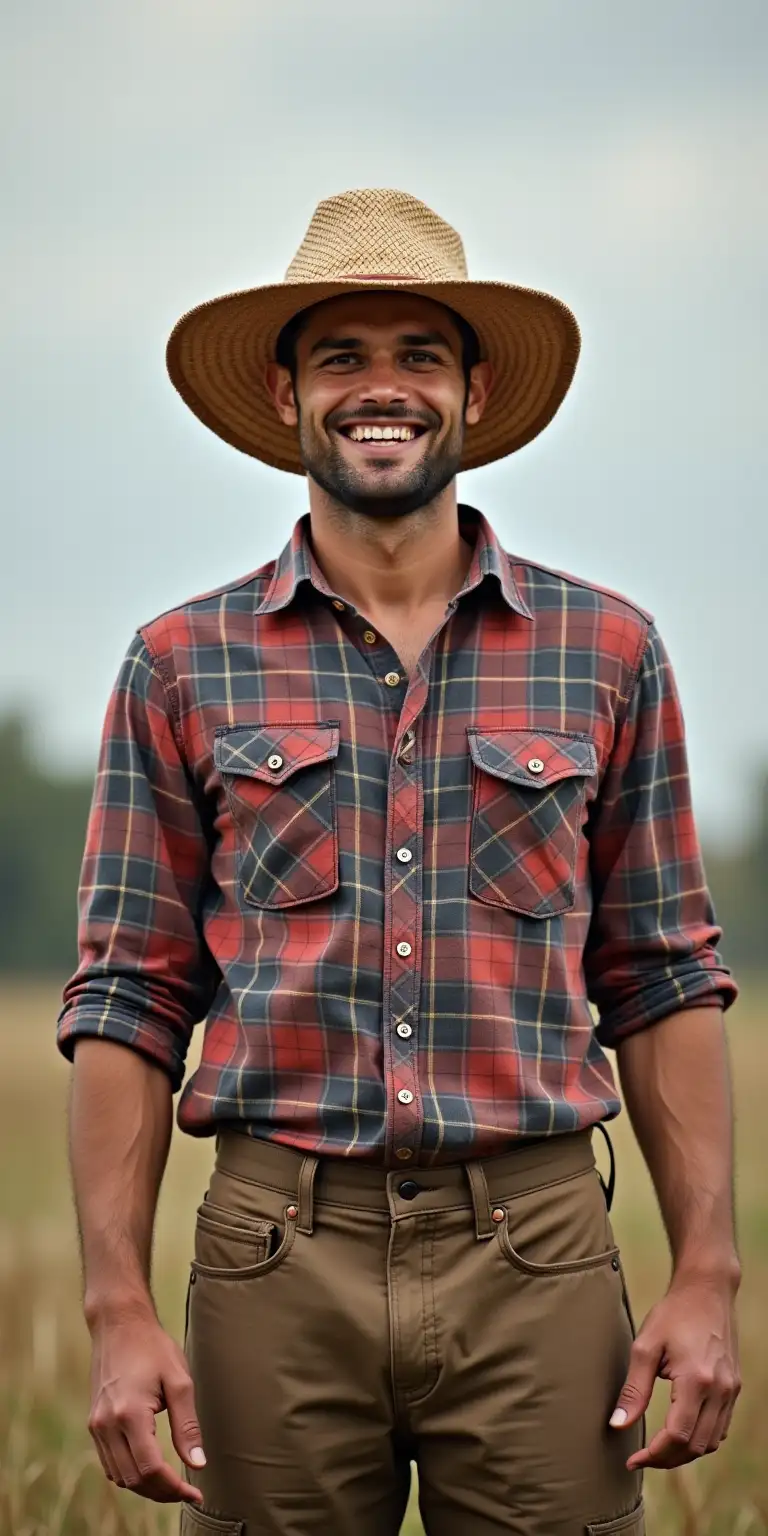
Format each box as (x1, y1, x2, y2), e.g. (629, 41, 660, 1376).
(2, 1, 766, 1531)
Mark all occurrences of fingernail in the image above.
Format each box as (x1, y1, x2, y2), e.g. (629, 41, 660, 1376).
(610, 1408, 628, 1428)
(189, 1447, 207, 1466)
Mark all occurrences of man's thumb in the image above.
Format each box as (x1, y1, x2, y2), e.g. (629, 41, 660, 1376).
(166, 1374, 206, 1467)
(610, 1340, 659, 1429)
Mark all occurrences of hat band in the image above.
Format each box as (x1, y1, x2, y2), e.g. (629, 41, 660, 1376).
(333, 273, 420, 281)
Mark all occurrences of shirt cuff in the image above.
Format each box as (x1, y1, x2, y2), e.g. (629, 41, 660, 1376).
(594, 967, 736, 1049)
(57, 1005, 188, 1092)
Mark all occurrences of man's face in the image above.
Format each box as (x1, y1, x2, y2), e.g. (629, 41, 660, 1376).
(267, 292, 491, 519)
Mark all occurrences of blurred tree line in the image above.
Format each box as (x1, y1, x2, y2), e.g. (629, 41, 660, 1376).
(0, 711, 765, 978)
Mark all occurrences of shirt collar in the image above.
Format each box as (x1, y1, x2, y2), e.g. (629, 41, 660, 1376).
(255, 505, 532, 621)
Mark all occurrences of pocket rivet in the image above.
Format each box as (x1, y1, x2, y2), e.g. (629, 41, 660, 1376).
(267, 753, 284, 771)
(527, 758, 545, 774)
(286, 1204, 298, 1219)
(491, 1207, 505, 1223)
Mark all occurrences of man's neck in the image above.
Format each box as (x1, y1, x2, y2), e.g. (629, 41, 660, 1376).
(306, 483, 475, 617)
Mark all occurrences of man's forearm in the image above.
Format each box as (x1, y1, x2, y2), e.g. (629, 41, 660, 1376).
(616, 1005, 740, 1284)
(69, 1037, 174, 1326)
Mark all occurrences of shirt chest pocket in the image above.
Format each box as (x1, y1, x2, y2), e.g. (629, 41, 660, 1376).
(214, 722, 340, 909)
(468, 727, 597, 919)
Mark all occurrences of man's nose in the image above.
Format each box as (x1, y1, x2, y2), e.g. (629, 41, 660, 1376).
(357, 362, 408, 406)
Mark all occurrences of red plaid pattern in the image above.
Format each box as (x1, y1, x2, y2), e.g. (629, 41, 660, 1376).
(57, 507, 736, 1164)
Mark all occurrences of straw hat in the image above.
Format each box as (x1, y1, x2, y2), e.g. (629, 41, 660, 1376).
(166, 188, 580, 474)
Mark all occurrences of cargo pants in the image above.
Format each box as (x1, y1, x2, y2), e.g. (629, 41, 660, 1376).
(180, 1126, 645, 1535)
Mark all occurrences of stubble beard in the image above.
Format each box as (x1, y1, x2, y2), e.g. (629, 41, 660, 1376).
(298, 415, 465, 520)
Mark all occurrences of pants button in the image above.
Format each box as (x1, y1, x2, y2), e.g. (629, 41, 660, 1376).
(398, 1180, 422, 1200)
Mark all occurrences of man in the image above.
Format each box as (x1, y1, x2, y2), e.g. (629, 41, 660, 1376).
(58, 188, 740, 1536)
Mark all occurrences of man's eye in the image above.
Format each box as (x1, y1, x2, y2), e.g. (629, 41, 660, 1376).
(324, 353, 358, 366)
(407, 351, 439, 364)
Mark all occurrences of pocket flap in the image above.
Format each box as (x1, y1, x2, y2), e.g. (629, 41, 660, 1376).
(214, 722, 340, 786)
(180, 1506, 244, 1535)
(468, 727, 597, 787)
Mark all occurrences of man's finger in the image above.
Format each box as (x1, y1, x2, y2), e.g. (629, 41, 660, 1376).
(164, 1370, 207, 1471)
(610, 1336, 662, 1429)
(89, 1409, 139, 1489)
(90, 1427, 119, 1484)
(123, 1408, 205, 1503)
(703, 1401, 731, 1455)
(627, 1372, 714, 1471)
(718, 1392, 738, 1444)
(688, 1396, 724, 1458)
(627, 1425, 691, 1471)
(102, 1426, 143, 1490)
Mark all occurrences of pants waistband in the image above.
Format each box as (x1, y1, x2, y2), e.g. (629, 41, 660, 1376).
(214, 1129, 598, 1241)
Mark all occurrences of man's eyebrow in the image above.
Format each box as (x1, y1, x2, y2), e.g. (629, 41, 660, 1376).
(308, 335, 362, 356)
(398, 331, 454, 350)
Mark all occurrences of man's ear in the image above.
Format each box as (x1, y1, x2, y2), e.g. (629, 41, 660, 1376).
(265, 362, 298, 428)
(464, 360, 493, 428)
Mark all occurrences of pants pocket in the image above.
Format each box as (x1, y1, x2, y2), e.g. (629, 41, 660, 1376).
(586, 1497, 645, 1533)
(192, 1201, 297, 1279)
(180, 1505, 244, 1534)
(496, 1167, 619, 1275)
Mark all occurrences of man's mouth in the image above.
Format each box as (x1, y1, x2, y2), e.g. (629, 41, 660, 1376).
(334, 421, 429, 446)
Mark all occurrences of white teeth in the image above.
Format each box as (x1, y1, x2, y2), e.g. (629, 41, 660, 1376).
(345, 424, 416, 442)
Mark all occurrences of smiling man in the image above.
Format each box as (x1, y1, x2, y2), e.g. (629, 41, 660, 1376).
(272, 291, 485, 523)
(58, 189, 740, 1536)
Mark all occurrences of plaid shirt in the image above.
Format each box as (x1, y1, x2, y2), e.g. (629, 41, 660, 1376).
(57, 506, 736, 1165)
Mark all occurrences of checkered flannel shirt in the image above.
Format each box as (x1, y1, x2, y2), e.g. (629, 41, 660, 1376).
(57, 506, 736, 1163)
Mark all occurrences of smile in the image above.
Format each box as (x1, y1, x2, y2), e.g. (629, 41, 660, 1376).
(336, 422, 427, 444)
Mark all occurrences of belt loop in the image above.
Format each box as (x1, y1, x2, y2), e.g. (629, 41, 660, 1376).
(296, 1154, 318, 1235)
(464, 1159, 495, 1240)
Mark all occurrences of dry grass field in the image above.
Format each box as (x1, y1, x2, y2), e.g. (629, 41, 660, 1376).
(0, 978, 765, 1536)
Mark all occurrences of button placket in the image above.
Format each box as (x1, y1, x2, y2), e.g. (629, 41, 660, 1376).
(384, 713, 424, 1163)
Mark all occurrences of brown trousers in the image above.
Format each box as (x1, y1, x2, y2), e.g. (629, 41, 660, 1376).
(180, 1128, 645, 1535)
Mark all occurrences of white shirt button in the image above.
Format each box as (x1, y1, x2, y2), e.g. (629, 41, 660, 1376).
(396, 941, 412, 958)
(397, 1088, 414, 1104)
(384, 671, 401, 687)
(527, 758, 545, 775)
(396, 848, 413, 864)
(267, 754, 283, 771)
(396, 1022, 413, 1038)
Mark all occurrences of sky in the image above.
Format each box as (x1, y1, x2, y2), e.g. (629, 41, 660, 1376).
(3, 0, 766, 846)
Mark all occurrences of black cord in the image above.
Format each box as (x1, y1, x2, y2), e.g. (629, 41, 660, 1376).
(594, 1121, 616, 1211)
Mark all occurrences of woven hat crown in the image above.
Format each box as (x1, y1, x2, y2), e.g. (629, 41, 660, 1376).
(284, 188, 469, 285)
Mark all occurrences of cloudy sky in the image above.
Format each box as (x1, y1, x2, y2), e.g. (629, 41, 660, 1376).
(3, 0, 766, 844)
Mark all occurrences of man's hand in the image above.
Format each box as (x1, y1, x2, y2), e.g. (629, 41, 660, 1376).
(609, 1272, 741, 1470)
(87, 1306, 206, 1503)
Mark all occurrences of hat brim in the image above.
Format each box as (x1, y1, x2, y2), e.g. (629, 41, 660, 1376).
(166, 278, 580, 474)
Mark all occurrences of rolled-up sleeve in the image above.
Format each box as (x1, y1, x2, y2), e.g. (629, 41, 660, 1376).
(57, 634, 218, 1090)
(584, 623, 737, 1046)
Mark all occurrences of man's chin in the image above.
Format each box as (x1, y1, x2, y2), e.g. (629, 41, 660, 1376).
(310, 473, 436, 522)
(303, 447, 462, 519)
(316, 483, 428, 519)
